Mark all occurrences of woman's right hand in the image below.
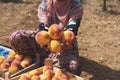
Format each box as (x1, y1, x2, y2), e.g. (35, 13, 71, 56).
(40, 44, 50, 52)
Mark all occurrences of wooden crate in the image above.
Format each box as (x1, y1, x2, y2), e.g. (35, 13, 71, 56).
(10, 58, 84, 80)
(11, 66, 83, 80)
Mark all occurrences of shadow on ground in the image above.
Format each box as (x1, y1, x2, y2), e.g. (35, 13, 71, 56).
(78, 56, 120, 80)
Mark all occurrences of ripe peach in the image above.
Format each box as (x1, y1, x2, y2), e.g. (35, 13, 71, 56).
(43, 66, 53, 73)
(8, 65, 19, 74)
(7, 55, 15, 61)
(52, 76, 60, 80)
(31, 75, 40, 80)
(29, 70, 40, 76)
(40, 74, 48, 80)
(15, 54, 23, 61)
(55, 69, 63, 77)
(9, 50, 16, 56)
(54, 70, 69, 80)
(0, 56, 5, 60)
(44, 69, 55, 79)
(20, 57, 32, 68)
(0, 62, 10, 69)
(19, 73, 31, 80)
(11, 59, 21, 67)
(35, 31, 51, 45)
(0, 56, 5, 65)
(0, 58, 13, 69)
(62, 30, 75, 43)
(48, 24, 63, 40)
(50, 40, 62, 53)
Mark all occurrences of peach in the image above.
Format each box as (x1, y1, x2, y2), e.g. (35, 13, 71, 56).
(35, 31, 51, 45)
(11, 59, 21, 67)
(0, 62, 10, 69)
(0, 56, 5, 60)
(55, 70, 63, 77)
(0, 56, 5, 65)
(8, 65, 19, 74)
(31, 75, 40, 80)
(0, 58, 13, 69)
(44, 69, 55, 80)
(48, 24, 63, 40)
(54, 70, 69, 80)
(40, 74, 49, 80)
(20, 57, 32, 68)
(15, 54, 23, 61)
(29, 70, 40, 76)
(43, 66, 53, 73)
(9, 50, 16, 56)
(7, 55, 15, 61)
(50, 40, 62, 53)
(62, 30, 75, 43)
(19, 73, 31, 80)
(52, 76, 60, 80)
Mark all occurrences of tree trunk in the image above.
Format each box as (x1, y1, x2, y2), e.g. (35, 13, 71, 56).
(103, 0, 107, 11)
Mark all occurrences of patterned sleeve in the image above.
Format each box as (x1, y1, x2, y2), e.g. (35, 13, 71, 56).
(38, 0, 46, 11)
(70, 0, 83, 20)
(38, 0, 48, 25)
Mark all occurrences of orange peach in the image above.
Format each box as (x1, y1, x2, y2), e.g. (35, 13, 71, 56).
(15, 54, 23, 61)
(62, 30, 75, 43)
(0, 58, 13, 69)
(8, 65, 19, 74)
(9, 50, 16, 56)
(20, 57, 32, 68)
(0, 62, 10, 69)
(50, 40, 62, 53)
(55, 70, 63, 77)
(52, 76, 60, 80)
(43, 66, 53, 73)
(48, 24, 63, 40)
(31, 75, 40, 80)
(29, 70, 40, 76)
(11, 59, 21, 67)
(0, 56, 5, 60)
(0, 56, 5, 65)
(19, 73, 31, 80)
(54, 70, 69, 80)
(7, 54, 15, 61)
(35, 31, 51, 45)
(40, 74, 49, 80)
(44, 69, 55, 80)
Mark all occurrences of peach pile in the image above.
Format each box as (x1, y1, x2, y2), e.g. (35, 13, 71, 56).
(35, 24, 75, 53)
(18, 65, 70, 80)
(0, 50, 33, 74)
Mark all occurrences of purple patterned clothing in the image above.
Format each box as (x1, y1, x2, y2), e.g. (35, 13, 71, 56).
(9, 30, 79, 74)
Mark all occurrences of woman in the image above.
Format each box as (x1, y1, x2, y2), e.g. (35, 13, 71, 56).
(10, 0, 83, 74)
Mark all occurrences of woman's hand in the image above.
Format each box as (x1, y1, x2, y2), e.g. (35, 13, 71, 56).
(40, 44, 50, 52)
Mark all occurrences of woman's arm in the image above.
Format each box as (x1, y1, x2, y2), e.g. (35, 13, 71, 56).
(38, 0, 48, 31)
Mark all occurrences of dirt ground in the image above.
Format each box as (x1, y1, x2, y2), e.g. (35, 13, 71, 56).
(0, 0, 120, 80)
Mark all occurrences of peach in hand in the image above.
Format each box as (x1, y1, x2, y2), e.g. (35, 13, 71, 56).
(50, 40, 62, 53)
(62, 30, 75, 44)
(48, 24, 63, 40)
(35, 31, 51, 45)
